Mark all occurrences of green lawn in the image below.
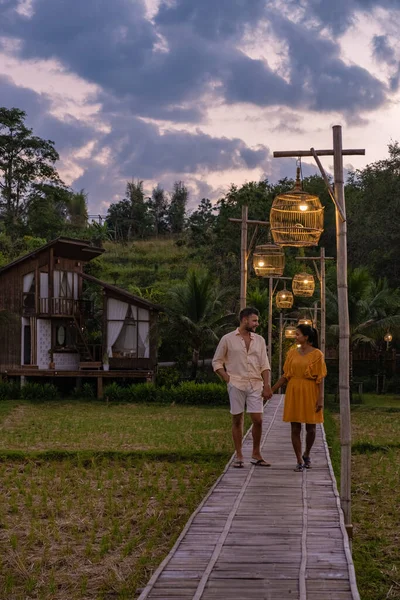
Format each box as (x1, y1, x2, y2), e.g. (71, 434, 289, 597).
(325, 393, 400, 600)
(0, 401, 235, 454)
(0, 400, 234, 599)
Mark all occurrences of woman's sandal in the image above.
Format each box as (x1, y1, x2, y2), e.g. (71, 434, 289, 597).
(294, 463, 304, 472)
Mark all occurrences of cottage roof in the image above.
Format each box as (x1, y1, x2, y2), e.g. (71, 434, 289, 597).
(0, 237, 104, 275)
(80, 273, 162, 312)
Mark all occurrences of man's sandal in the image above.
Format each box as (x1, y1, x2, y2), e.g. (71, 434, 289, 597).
(294, 463, 304, 472)
(302, 455, 311, 469)
(250, 458, 271, 467)
(233, 459, 244, 468)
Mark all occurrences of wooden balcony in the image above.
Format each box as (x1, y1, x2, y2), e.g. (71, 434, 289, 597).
(22, 293, 94, 317)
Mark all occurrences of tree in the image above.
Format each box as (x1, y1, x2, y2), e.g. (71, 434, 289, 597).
(147, 185, 168, 236)
(164, 269, 235, 379)
(0, 107, 62, 232)
(106, 199, 132, 242)
(106, 180, 152, 242)
(168, 181, 188, 234)
(26, 183, 70, 240)
(326, 266, 400, 386)
(65, 189, 88, 230)
(345, 142, 400, 286)
(187, 198, 216, 246)
(125, 180, 152, 240)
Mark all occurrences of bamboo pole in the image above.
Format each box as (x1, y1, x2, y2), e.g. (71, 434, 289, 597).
(268, 276, 273, 374)
(320, 247, 326, 357)
(333, 125, 352, 536)
(278, 312, 283, 392)
(273, 149, 365, 158)
(240, 205, 248, 310)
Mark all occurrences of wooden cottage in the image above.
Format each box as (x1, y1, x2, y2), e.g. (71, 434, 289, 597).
(0, 237, 161, 396)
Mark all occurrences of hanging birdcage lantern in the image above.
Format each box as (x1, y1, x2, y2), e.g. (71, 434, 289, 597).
(270, 165, 324, 247)
(284, 325, 297, 339)
(292, 273, 315, 297)
(253, 242, 285, 277)
(384, 332, 393, 349)
(276, 284, 294, 309)
(298, 317, 313, 326)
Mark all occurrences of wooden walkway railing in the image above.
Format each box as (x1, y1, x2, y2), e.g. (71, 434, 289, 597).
(138, 394, 360, 600)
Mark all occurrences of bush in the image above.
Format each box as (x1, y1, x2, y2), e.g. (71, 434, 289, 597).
(0, 381, 21, 400)
(71, 382, 96, 399)
(103, 381, 228, 405)
(21, 382, 59, 401)
(155, 367, 181, 388)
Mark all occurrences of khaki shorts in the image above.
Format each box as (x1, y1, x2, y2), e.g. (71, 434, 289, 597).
(228, 382, 263, 415)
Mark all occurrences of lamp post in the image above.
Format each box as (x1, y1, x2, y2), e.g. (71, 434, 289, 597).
(228, 208, 270, 310)
(273, 126, 365, 541)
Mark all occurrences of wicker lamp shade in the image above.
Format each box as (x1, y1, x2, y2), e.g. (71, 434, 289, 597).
(298, 317, 313, 326)
(276, 289, 294, 309)
(292, 273, 315, 297)
(270, 169, 324, 247)
(253, 243, 285, 277)
(284, 325, 297, 339)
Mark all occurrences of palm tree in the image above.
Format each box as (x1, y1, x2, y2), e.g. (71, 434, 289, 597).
(164, 270, 235, 379)
(326, 267, 400, 385)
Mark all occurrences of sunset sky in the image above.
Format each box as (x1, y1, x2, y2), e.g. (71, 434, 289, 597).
(1, 0, 399, 213)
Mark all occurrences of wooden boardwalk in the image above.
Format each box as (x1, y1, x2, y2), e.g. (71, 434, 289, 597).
(138, 394, 360, 600)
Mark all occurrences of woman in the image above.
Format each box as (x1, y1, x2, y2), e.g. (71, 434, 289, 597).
(271, 324, 327, 472)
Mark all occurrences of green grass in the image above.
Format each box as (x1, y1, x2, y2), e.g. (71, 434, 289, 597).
(0, 401, 235, 454)
(0, 457, 225, 599)
(0, 400, 235, 599)
(325, 394, 400, 600)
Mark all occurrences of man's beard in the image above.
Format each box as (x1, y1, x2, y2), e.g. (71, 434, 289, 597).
(244, 324, 256, 332)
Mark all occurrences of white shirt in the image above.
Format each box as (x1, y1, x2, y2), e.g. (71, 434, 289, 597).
(212, 328, 270, 391)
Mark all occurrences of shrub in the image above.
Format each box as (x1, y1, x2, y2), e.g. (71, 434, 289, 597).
(0, 381, 21, 400)
(102, 381, 228, 405)
(103, 382, 128, 402)
(21, 382, 59, 401)
(71, 383, 96, 399)
(155, 367, 181, 389)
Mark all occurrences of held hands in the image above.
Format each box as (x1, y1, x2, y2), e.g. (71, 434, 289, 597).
(262, 384, 273, 400)
(315, 399, 324, 412)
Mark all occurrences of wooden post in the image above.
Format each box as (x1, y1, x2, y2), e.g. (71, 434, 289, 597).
(278, 311, 283, 391)
(228, 212, 269, 312)
(240, 205, 248, 310)
(333, 125, 352, 532)
(273, 133, 365, 542)
(97, 375, 103, 399)
(320, 247, 326, 357)
(268, 277, 273, 375)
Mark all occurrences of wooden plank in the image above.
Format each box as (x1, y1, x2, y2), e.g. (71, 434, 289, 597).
(138, 395, 361, 600)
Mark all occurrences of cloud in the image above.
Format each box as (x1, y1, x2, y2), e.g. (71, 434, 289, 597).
(0, 74, 94, 151)
(0, 0, 393, 123)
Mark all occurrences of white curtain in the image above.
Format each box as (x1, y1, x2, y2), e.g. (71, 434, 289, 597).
(114, 322, 137, 353)
(73, 273, 78, 299)
(107, 298, 129, 356)
(138, 321, 150, 358)
(23, 272, 35, 293)
(67, 272, 73, 297)
(40, 273, 48, 298)
(53, 271, 60, 298)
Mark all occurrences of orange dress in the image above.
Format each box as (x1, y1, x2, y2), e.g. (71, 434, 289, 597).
(282, 347, 327, 424)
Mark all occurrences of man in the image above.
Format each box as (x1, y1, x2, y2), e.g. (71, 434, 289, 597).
(212, 307, 273, 468)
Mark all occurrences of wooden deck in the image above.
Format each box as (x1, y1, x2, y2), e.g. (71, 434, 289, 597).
(138, 394, 360, 600)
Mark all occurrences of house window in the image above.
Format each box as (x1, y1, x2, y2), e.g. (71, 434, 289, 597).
(54, 323, 76, 350)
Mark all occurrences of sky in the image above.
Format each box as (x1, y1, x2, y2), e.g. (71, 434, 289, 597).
(1, 0, 400, 214)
